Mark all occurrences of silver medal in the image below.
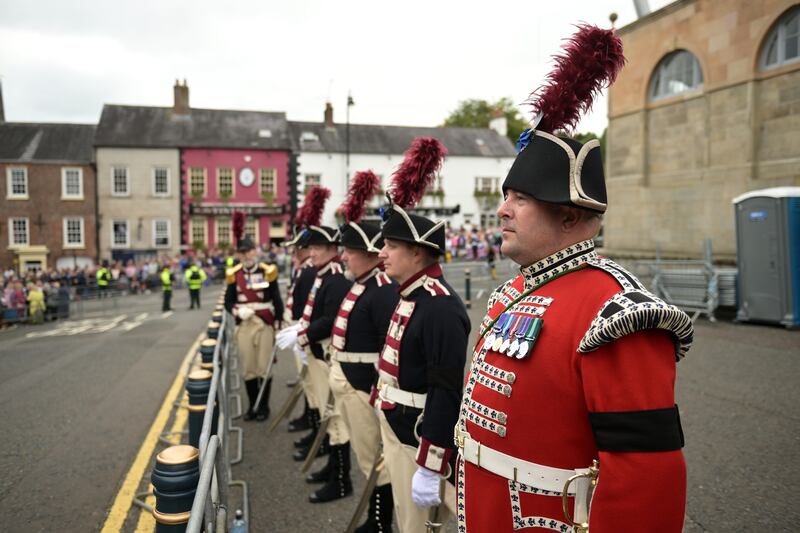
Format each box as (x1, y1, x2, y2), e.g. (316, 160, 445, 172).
(484, 332, 496, 348)
(499, 337, 511, 354)
(515, 341, 530, 359)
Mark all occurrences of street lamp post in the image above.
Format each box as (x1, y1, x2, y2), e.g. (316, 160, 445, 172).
(345, 92, 354, 188)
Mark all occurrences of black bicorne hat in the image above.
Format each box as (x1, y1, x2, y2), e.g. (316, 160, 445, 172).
(340, 221, 383, 253)
(283, 225, 309, 248)
(503, 24, 625, 214)
(380, 205, 445, 255)
(503, 131, 607, 213)
(380, 137, 448, 255)
(303, 225, 341, 246)
(237, 235, 256, 252)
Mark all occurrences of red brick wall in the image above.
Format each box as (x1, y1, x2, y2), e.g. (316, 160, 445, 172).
(1, 162, 97, 271)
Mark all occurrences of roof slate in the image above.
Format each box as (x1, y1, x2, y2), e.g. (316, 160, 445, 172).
(288, 121, 516, 157)
(0, 122, 96, 163)
(95, 105, 293, 150)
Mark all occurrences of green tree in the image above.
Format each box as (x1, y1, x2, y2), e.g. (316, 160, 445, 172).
(442, 97, 527, 145)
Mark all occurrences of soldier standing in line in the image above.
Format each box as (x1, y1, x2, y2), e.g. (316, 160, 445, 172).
(185, 261, 207, 309)
(306, 170, 399, 521)
(374, 138, 471, 532)
(282, 223, 319, 434)
(225, 212, 284, 421)
(160, 263, 174, 312)
(455, 25, 693, 533)
(275, 187, 352, 486)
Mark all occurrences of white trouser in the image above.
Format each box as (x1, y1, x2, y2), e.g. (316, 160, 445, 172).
(307, 356, 348, 445)
(378, 410, 456, 533)
(329, 360, 390, 485)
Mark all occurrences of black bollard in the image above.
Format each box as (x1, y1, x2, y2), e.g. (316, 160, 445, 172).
(151, 445, 200, 533)
(207, 320, 220, 340)
(186, 370, 212, 448)
(465, 268, 472, 309)
(199, 338, 217, 371)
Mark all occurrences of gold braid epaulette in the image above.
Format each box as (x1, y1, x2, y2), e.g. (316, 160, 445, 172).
(225, 264, 242, 285)
(259, 262, 279, 283)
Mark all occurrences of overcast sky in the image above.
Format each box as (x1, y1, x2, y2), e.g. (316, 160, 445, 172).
(0, 0, 671, 135)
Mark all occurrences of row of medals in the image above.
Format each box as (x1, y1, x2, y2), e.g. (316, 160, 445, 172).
(484, 313, 544, 359)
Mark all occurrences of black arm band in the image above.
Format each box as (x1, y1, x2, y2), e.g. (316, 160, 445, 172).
(427, 366, 464, 392)
(589, 404, 684, 452)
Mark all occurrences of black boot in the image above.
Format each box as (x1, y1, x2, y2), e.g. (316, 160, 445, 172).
(305, 453, 332, 484)
(288, 398, 311, 432)
(354, 483, 394, 532)
(255, 377, 272, 421)
(243, 379, 259, 421)
(293, 433, 330, 462)
(309, 442, 352, 503)
(294, 409, 319, 448)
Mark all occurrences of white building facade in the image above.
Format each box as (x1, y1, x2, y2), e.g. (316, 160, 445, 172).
(290, 113, 516, 229)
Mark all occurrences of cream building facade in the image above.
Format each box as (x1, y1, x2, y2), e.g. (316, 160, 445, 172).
(605, 0, 800, 260)
(95, 147, 181, 260)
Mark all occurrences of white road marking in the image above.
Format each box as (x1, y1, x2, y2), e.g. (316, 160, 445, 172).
(23, 310, 173, 339)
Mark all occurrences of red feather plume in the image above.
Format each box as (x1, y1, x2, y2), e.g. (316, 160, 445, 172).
(233, 211, 245, 242)
(295, 186, 331, 227)
(342, 170, 380, 223)
(526, 24, 625, 134)
(389, 137, 447, 209)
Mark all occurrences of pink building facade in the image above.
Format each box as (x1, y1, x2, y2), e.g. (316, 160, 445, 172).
(182, 148, 289, 250)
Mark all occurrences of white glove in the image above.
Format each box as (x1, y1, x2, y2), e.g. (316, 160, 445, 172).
(276, 324, 301, 349)
(237, 306, 255, 321)
(293, 343, 308, 365)
(411, 466, 442, 508)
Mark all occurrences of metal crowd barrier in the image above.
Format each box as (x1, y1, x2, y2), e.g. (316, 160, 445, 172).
(629, 239, 725, 322)
(185, 308, 249, 533)
(139, 295, 249, 532)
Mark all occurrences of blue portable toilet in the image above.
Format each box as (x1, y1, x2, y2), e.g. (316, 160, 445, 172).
(733, 187, 800, 327)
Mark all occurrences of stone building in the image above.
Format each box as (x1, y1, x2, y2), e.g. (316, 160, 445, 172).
(605, 0, 800, 260)
(0, 121, 97, 272)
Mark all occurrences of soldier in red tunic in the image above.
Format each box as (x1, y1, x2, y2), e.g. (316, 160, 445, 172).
(456, 25, 693, 533)
(225, 213, 283, 421)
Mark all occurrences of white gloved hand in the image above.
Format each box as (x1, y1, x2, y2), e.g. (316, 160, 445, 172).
(293, 343, 308, 365)
(276, 324, 301, 349)
(411, 466, 442, 508)
(237, 306, 255, 321)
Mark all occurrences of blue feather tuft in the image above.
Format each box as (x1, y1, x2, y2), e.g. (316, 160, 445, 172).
(516, 128, 533, 153)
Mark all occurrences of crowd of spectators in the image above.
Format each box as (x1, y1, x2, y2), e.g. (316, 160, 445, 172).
(0, 244, 291, 328)
(1, 230, 501, 329)
(445, 226, 503, 261)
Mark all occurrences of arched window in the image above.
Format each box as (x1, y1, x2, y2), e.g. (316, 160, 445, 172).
(649, 50, 704, 101)
(760, 6, 800, 70)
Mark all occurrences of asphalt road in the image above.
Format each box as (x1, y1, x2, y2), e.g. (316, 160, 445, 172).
(1, 262, 798, 532)
(0, 288, 214, 533)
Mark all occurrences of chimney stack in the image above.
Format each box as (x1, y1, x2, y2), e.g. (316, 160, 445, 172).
(488, 109, 507, 138)
(173, 79, 190, 115)
(324, 102, 334, 128)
